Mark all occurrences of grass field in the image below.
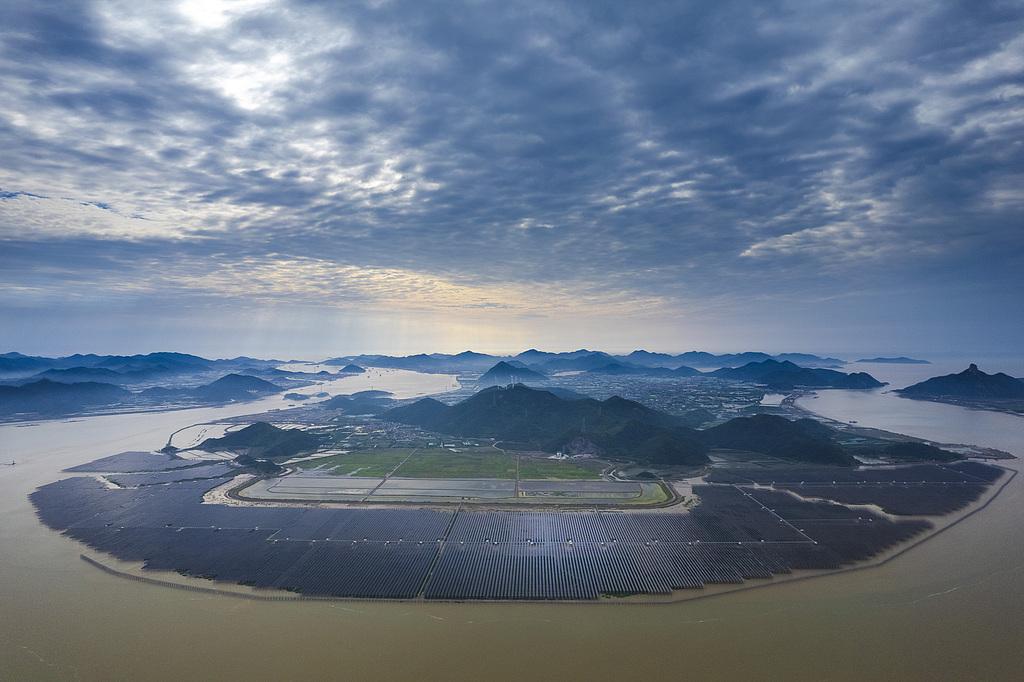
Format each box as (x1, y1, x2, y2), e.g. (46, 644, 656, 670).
(397, 448, 517, 479)
(295, 449, 414, 477)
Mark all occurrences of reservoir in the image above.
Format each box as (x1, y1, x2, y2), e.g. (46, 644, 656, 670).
(1, 365, 1022, 680)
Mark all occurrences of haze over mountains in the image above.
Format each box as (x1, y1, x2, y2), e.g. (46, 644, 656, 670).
(707, 360, 886, 390)
(0, 352, 317, 417)
(329, 349, 849, 375)
(4, 348, 1019, 421)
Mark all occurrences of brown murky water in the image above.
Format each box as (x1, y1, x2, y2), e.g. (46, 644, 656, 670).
(2, 390, 1022, 681)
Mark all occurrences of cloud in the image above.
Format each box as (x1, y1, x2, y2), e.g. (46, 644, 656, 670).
(1, 0, 1022, 353)
(0, 192, 197, 239)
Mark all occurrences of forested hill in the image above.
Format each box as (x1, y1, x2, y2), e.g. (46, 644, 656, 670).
(898, 364, 1024, 400)
(384, 385, 961, 468)
(383, 384, 710, 466)
(198, 422, 320, 461)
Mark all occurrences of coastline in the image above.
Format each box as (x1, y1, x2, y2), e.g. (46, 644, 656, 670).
(782, 391, 1016, 460)
(77, 462, 1016, 606)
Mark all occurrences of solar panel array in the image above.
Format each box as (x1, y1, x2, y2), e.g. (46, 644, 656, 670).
(64, 451, 195, 473)
(106, 463, 237, 487)
(29, 468, 951, 600)
(707, 462, 1004, 515)
(707, 462, 1004, 486)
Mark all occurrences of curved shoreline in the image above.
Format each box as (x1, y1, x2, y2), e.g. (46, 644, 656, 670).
(77, 464, 1015, 606)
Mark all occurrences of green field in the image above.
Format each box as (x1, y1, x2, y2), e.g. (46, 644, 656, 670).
(295, 449, 413, 477)
(397, 448, 517, 479)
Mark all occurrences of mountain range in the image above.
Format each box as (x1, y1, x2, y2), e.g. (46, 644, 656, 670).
(0, 379, 131, 417)
(0, 373, 283, 418)
(469, 357, 882, 389)
(383, 384, 889, 467)
(320, 349, 851, 375)
(708, 359, 886, 389)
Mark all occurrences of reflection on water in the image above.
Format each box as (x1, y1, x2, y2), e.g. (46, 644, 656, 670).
(1, 369, 1023, 680)
(798, 389, 1024, 457)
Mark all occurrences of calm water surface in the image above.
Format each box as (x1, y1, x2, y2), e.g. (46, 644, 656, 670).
(2, 366, 1022, 681)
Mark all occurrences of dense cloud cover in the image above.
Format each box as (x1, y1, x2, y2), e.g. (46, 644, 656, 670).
(2, 0, 1022, 356)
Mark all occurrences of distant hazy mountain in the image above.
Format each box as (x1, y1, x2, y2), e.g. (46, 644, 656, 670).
(897, 364, 1024, 400)
(0, 379, 131, 416)
(142, 374, 283, 402)
(0, 352, 55, 376)
(856, 357, 930, 364)
(191, 374, 282, 401)
(478, 361, 547, 385)
(772, 353, 846, 368)
(709, 359, 884, 389)
(29, 367, 126, 384)
(613, 350, 845, 369)
(0, 351, 285, 381)
(97, 352, 212, 372)
(538, 352, 619, 372)
(312, 349, 849, 374)
(513, 349, 600, 363)
(678, 351, 775, 367)
(586, 363, 666, 376)
(23, 364, 186, 385)
(321, 390, 395, 414)
(446, 350, 498, 364)
(586, 363, 701, 378)
(618, 350, 681, 366)
(331, 352, 502, 373)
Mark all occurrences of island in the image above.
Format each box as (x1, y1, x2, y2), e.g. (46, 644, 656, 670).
(29, 377, 1013, 603)
(897, 364, 1024, 415)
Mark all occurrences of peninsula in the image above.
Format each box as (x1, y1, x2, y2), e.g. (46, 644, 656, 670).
(897, 364, 1024, 414)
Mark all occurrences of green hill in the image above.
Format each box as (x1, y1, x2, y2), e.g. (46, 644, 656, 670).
(699, 414, 856, 466)
(381, 385, 908, 468)
(383, 384, 710, 466)
(198, 422, 320, 461)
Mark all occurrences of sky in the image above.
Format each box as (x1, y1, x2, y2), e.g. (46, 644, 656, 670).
(1, 0, 1022, 361)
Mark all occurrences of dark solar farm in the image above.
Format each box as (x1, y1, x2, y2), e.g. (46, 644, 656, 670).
(31, 453, 1006, 601)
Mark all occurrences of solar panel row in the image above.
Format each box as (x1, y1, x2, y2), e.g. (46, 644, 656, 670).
(32, 473, 937, 600)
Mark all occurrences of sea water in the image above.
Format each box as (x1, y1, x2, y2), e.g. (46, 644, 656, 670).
(1, 365, 1022, 681)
